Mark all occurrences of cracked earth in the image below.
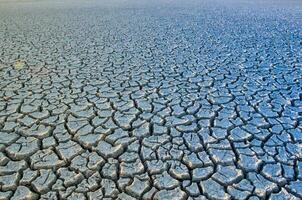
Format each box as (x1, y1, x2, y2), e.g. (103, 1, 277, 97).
(0, 0, 302, 199)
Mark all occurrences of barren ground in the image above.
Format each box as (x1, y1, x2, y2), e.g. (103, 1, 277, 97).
(0, 0, 302, 199)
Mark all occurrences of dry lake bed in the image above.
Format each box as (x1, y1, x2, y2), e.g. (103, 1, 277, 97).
(0, 0, 302, 199)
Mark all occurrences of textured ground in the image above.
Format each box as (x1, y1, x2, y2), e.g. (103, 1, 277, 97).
(0, 0, 302, 199)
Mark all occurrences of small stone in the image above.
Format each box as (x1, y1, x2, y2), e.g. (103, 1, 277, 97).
(95, 140, 124, 158)
(6, 137, 39, 160)
(58, 168, 84, 187)
(229, 127, 252, 142)
(87, 188, 103, 199)
(143, 187, 158, 200)
(101, 179, 119, 198)
(210, 148, 236, 165)
(192, 166, 214, 181)
(153, 171, 179, 190)
(20, 168, 38, 185)
(286, 181, 302, 198)
(200, 178, 231, 200)
(56, 140, 84, 161)
(212, 165, 243, 185)
(154, 187, 187, 200)
(125, 177, 150, 198)
(11, 186, 39, 200)
(0, 172, 19, 190)
(238, 154, 262, 172)
(248, 172, 278, 198)
(118, 193, 137, 200)
(169, 163, 190, 180)
(185, 182, 200, 196)
(120, 159, 145, 177)
(32, 169, 56, 194)
(30, 148, 66, 169)
(270, 188, 300, 200)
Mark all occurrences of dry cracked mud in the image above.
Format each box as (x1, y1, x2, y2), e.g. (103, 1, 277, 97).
(0, 0, 302, 199)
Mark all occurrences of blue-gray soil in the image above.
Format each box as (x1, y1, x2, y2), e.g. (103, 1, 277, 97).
(0, 0, 302, 199)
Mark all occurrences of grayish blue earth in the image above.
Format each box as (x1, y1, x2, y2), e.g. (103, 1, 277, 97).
(0, 0, 302, 199)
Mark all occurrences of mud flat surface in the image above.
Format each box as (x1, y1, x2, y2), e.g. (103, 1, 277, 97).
(0, 0, 302, 199)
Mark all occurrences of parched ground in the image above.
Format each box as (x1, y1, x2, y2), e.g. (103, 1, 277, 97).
(0, 0, 302, 199)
